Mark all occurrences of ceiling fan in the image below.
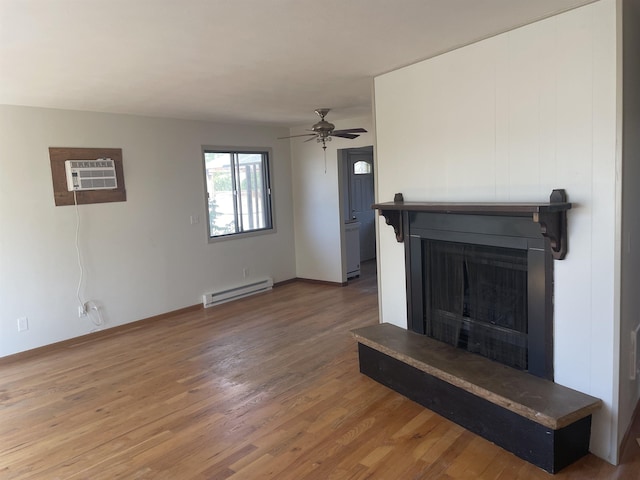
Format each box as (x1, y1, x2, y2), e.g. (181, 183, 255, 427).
(279, 108, 367, 150)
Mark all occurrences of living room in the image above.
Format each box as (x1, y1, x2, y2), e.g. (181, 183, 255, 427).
(2, 0, 640, 477)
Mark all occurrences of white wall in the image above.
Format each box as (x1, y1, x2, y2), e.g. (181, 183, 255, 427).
(374, 0, 620, 463)
(291, 115, 374, 283)
(0, 105, 296, 358)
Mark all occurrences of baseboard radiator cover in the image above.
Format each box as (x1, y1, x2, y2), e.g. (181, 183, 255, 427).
(203, 277, 273, 308)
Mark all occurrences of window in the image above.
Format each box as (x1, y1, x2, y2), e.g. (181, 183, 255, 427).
(203, 148, 273, 239)
(353, 160, 372, 175)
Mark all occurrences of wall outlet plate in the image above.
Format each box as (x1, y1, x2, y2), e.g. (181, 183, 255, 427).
(17, 317, 29, 332)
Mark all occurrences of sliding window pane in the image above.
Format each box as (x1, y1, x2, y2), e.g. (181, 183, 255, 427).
(204, 152, 237, 236)
(237, 153, 268, 232)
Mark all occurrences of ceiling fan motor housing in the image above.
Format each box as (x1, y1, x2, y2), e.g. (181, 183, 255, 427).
(312, 120, 335, 137)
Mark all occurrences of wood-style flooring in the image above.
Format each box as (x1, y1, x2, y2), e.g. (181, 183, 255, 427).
(1, 262, 639, 479)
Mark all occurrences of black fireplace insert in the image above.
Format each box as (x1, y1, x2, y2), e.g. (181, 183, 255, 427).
(406, 211, 554, 380)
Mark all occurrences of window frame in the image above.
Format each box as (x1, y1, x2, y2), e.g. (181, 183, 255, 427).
(202, 146, 275, 242)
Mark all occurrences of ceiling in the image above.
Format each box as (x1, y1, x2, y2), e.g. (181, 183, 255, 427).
(0, 0, 596, 127)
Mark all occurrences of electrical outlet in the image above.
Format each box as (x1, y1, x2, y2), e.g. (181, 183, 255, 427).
(17, 317, 29, 332)
(243, 267, 249, 278)
(78, 305, 87, 317)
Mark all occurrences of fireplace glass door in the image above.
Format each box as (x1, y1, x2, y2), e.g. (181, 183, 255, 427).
(424, 240, 528, 370)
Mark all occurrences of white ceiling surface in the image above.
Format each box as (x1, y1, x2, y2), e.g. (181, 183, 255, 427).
(0, 0, 596, 126)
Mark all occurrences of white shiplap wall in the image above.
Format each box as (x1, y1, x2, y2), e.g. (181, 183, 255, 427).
(374, 0, 619, 463)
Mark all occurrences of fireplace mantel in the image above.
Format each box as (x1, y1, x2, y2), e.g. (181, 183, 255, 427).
(373, 189, 571, 260)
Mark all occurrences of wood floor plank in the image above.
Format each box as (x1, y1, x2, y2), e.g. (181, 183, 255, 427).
(0, 262, 636, 479)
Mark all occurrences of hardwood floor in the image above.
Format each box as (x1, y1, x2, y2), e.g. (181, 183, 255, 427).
(0, 262, 638, 479)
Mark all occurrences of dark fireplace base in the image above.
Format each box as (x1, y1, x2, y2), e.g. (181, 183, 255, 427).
(353, 324, 602, 474)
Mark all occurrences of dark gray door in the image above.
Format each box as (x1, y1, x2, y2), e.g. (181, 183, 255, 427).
(348, 148, 375, 261)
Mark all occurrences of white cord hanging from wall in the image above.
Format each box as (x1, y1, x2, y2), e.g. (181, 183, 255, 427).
(73, 191, 85, 312)
(85, 300, 105, 331)
(73, 191, 105, 331)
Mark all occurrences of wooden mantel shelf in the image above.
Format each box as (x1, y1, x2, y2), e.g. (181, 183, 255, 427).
(373, 189, 572, 259)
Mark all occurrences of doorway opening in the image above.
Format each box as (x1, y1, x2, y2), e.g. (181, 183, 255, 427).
(338, 146, 376, 282)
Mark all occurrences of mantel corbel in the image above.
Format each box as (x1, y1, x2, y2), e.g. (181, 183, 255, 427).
(376, 192, 405, 242)
(533, 189, 569, 260)
(378, 209, 404, 242)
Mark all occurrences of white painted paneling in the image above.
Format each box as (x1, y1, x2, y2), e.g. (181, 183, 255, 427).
(374, 0, 619, 463)
(0, 106, 296, 358)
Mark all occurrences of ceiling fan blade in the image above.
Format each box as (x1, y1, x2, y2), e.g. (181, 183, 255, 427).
(332, 128, 367, 135)
(304, 136, 318, 143)
(332, 133, 359, 140)
(277, 133, 317, 139)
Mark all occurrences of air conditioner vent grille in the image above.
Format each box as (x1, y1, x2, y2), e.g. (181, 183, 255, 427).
(65, 159, 118, 191)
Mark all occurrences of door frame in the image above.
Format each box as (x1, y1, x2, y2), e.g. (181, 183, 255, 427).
(337, 145, 375, 282)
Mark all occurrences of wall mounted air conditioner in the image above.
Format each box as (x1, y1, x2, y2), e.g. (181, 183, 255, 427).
(65, 159, 118, 191)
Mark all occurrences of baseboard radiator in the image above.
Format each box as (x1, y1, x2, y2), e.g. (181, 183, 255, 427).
(203, 277, 273, 308)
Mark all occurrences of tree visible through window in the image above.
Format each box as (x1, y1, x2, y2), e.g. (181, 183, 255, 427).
(203, 149, 273, 239)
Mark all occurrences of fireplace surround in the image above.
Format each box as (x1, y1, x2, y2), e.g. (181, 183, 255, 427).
(374, 189, 571, 380)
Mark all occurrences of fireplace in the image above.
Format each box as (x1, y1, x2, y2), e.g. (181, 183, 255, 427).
(356, 191, 604, 473)
(421, 240, 528, 371)
(375, 190, 571, 381)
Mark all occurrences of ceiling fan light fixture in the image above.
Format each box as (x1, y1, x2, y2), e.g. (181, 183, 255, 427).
(278, 108, 367, 150)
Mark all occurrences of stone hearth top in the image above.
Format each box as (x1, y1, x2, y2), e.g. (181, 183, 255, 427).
(352, 323, 601, 430)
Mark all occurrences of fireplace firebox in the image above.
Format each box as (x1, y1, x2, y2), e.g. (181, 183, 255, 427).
(422, 239, 528, 371)
(375, 190, 571, 381)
